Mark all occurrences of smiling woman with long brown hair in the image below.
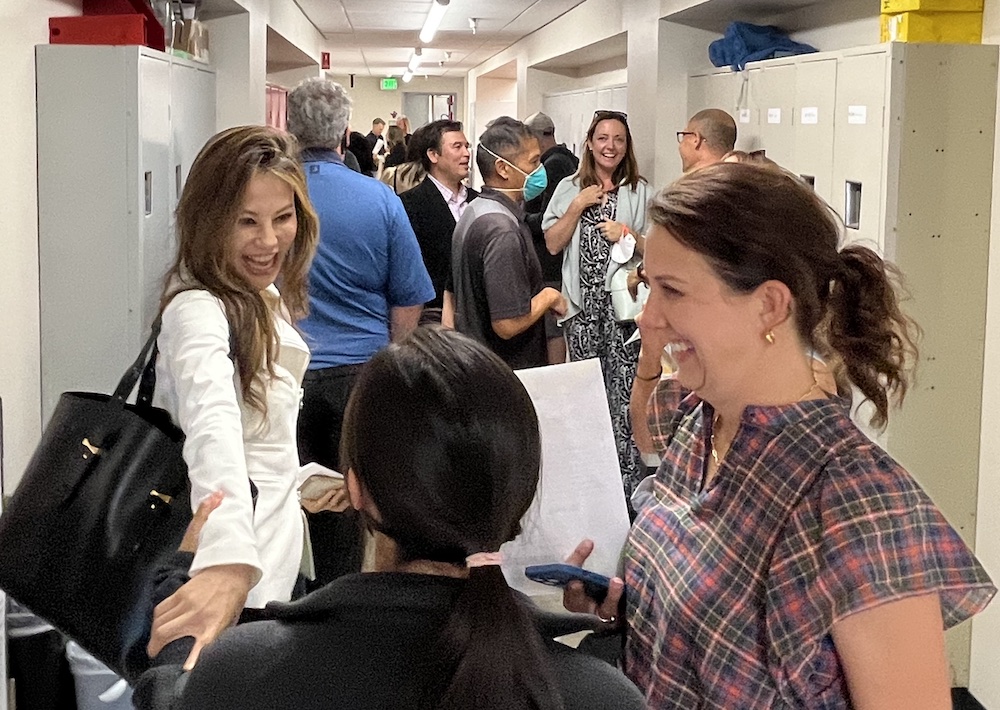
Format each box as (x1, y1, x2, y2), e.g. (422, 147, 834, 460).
(144, 125, 320, 670)
(542, 110, 652, 501)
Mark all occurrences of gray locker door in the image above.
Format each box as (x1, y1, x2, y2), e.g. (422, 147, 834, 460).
(611, 85, 627, 113)
(832, 51, 887, 252)
(687, 74, 712, 117)
(596, 87, 614, 110)
(733, 70, 760, 152)
(707, 71, 738, 118)
(793, 58, 837, 206)
(542, 93, 573, 154)
(137, 54, 172, 337)
(752, 64, 795, 168)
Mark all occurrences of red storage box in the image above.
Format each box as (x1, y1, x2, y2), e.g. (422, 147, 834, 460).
(49, 15, 148, 47)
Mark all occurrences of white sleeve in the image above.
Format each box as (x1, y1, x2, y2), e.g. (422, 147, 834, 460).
(158, 292, 263, 583)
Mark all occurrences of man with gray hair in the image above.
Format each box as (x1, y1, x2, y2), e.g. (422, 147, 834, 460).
(676, 108, 737, 172)
(287, 78, 434, 586)
(450, 116, 566, 369)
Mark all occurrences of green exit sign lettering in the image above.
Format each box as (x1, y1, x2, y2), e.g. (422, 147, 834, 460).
(380, 78, 398, 91)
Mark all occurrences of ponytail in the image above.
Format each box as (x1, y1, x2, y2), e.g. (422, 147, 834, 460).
(421, 566, 563, 710)
(826, 244, 920, 429)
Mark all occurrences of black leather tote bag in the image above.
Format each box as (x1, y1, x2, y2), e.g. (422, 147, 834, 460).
(0, 317, 191, 681)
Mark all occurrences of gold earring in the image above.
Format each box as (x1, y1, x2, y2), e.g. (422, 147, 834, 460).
(764, 330, 775, 344)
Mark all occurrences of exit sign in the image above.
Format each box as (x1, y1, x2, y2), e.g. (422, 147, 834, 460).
(380, 77, 398, 91)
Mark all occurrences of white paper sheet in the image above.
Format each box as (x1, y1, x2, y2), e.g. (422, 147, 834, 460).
(501, 359, 632, 596)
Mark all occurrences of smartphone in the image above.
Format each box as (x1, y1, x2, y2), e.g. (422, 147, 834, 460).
(297, 463, 345, 500)
(524, 563, 611, 603)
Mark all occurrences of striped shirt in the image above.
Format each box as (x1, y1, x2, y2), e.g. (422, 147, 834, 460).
(623, 378, 995, 708)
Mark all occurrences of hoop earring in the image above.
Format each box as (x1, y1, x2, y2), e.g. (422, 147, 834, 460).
(764, 330, 775, 345)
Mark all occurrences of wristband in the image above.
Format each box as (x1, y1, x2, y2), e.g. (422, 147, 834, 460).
(635, 367, 663, 382)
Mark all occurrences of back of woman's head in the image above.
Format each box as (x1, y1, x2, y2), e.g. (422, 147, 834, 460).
(648, 162, 918, 428)
(342, 326, 539, 565)
(166, 125, 318, 414)
(341, 327, 561, 710)
(386, 125, 405, 150)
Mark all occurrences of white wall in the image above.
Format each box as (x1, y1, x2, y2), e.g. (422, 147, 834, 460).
(327, 74, 466, 135)
(972, 4, 1000, 705)
(0, 0, 83, 494)
(267, 65, 322, 87)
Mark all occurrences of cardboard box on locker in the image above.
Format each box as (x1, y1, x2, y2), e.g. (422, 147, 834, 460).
(881, 0, 982, 11)
(880, 11, 983, 43)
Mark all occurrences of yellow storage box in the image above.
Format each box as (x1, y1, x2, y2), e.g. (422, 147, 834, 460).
(881, 0, 983, 11)
(880, 11, 983, 43)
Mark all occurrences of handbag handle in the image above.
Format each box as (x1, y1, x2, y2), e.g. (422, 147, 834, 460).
(112, 316, 163, 406)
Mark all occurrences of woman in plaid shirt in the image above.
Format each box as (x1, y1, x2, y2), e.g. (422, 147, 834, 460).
(565, 163, 995, 708)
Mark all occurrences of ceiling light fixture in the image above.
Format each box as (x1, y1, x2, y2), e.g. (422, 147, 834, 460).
(419, 0, 450, 44)
(402, 70, 414, 83)
(407, 47, 423, 73)
(469, 17, 478, 35)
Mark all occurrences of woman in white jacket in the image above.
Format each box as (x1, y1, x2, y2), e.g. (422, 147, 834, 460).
(146, 126, 323, 669)
(542, 111, 652, 500)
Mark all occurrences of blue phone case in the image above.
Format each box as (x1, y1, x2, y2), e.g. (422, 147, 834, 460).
(524, 563, 611, 603)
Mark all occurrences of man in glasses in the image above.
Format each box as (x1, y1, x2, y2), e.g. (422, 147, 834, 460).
(676, 108, 737, 172)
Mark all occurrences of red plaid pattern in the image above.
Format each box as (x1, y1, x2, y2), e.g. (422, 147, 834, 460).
(622, 378, 995, 708)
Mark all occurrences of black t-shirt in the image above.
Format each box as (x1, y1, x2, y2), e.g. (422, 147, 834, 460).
(525, 144, 580, 284)
(453, 190, 547, 369)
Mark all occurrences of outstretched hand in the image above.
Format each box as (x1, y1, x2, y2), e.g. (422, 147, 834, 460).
(148, 491, 257, 670)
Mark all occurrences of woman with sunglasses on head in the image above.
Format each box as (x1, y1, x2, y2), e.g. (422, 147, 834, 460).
(566, 163, 995, 709)
(135, 327, 646, 710)
(542, 110, 652, 502)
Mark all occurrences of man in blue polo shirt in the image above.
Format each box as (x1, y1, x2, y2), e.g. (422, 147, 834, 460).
(287, 78, 434, 586)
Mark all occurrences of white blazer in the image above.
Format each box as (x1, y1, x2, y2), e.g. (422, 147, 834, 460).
(153, 286, 308, 607)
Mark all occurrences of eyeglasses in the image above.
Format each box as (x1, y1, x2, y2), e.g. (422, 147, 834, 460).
(676, 131, 697, 143)
(594, 110, 628, 123)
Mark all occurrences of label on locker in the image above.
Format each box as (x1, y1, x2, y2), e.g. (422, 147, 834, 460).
(767, 108, 782, 124)
(848, 105, 868, 125)
(801, 107, 819, 125)
(739, 108, 752, 124)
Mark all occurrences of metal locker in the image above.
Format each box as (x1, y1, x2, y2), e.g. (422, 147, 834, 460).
(686, 73, 712, 118)
(832, 50, 888, 252)
(36, 45, 216, 424)
(750, 63, 795, 168)
(611, 85, 627, 114)
(792, 57, 838, 206)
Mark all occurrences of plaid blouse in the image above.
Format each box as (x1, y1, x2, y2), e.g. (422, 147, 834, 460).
(623, 378, 995, 709)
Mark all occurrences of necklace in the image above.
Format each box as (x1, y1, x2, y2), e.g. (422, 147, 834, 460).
(710, 380, 823, 466)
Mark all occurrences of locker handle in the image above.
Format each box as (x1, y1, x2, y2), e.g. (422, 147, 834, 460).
(175, 164, 182, 202)
(845, 181, 862, 230)
(144, 171, 152, 216)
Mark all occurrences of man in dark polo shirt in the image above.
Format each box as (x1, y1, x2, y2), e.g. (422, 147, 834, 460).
(450, 117, 566, 369)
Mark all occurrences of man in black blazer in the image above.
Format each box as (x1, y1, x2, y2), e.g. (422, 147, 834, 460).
(399, 120, 478, 321)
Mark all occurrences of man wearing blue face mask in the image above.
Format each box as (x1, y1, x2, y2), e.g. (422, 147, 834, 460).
(449, 116, 567, 369)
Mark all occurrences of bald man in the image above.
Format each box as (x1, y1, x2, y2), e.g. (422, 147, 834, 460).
(676, 108, 737, 172)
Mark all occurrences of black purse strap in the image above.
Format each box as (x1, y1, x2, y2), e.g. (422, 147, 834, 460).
(112, 316, 163, 405)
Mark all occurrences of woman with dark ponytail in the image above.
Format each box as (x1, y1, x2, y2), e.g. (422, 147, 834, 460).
(136, 327, 644, 710)
(568, 163, 995, 709)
